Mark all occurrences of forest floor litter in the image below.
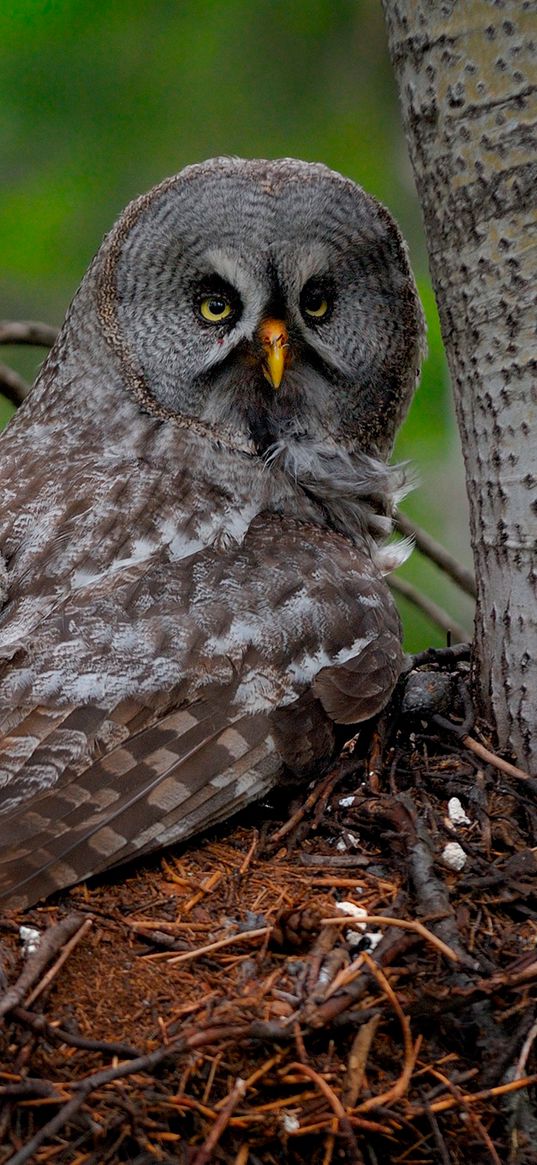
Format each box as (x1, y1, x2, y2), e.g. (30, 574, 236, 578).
(1, 648, 536, 1165)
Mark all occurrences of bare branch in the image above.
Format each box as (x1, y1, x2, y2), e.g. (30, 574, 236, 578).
(390, 574, 470, 644)
(396, 511, 476, 598)
(0, 362, 30, 407)
(0, 320, 58, 347)
(0, 914, 88, 1021)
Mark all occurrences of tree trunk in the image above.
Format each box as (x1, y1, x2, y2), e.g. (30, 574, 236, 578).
(382, 1, 537, 766)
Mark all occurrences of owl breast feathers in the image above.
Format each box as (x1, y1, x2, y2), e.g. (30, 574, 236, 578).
(0, 158, 424, 908)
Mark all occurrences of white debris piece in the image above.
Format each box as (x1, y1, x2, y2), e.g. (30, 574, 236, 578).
(281, 1112, 300, 1133)
(336, 831, 360, 852)
(337, 902, 382, 951)
(19, 926, 41, 956)
(448, 797, 471, 826)
(346, 927, 383, 951)
(442, 842, 467, 871)
(339, 795, 356, 808)
(337, 902, 368, 926)
(365, 930, 383, 951)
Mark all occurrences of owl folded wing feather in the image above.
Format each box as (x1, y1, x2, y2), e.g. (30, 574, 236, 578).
(0, 514, 402, 908)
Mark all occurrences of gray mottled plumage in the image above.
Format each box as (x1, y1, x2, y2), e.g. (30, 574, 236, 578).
(0, 158, 424, 908)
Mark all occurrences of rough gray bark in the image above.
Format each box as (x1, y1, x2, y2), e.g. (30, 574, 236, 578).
(382, 1, 537, 766)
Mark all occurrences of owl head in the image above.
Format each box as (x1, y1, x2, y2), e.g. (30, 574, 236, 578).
(69, 157, 424, 464)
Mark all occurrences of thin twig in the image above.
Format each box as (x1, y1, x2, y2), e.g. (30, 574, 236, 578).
(390, 574, 470, 643)
(287, 1061, 363, 1160)
(0, 320, 58, 347)
(191, 1077, 247, 1165)
(0, 362, 30, 407)
(515, 1020, 537, 1079)
(269, 762, 350, 845)
(11, 1006, 140, 1059)
(0, 914, 89, 1021)
(320, 913, 460, 964)
(0, 1079, 63, 1101)
(462, 733, 532, 780)
(418, 1072, 537, 1116)
(396, 511, 477, 598)
(239, 830, 259, 876)
(356, 952, 420, 1113)
(151, 926, 270, 965)
(342, 1015, 381, 1108)
(432, 714, 533, 780)
(24, 918, 93, 1006)
(3, 1043, 183, 1165)
(410, 643, 470, 668)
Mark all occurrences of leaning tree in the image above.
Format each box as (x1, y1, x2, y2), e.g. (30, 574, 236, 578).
(382, 1, 536, 767)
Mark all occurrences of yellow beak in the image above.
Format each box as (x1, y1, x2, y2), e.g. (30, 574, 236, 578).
(258, 318, 289, 390)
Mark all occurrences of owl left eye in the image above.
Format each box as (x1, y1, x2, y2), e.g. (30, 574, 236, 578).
(198, 294, 235, 323)
(300, 283, 332, 321)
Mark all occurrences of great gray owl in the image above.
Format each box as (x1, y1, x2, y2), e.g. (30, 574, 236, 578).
(0, 158, 424, 909)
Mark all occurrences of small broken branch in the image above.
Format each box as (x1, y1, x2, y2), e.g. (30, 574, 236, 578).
(0, 914, 90, 1021)
(0, 363, 30, 408)
(389, 574, 470, 643)
(396, 510, 477, 598)
(0, 320, 59, 347)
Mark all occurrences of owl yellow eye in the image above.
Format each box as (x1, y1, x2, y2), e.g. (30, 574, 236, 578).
(199, 295, 234, 322)
(300, 285, 331, 321)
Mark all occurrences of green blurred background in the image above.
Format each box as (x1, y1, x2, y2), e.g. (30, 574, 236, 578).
(0, 0, 474, 649)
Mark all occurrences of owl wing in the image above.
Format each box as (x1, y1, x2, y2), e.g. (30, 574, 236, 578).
(0, 514, 401, 908)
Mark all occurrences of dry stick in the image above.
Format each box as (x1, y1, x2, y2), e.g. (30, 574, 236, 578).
(270, 761, 351, 845)
(427, 1065, 502, 1164)
(0, 1080, 63, 1101)
(0, 320, 58, 407)
(396, 796, 477, 970)
(320, 913, 460, 965)
(469, 1114, 503, 1165)
(24, 918, 93, 1006)
(191, 1077, 247, 1165)
(396, 511, 477, 598)
(322, 1132, 336, 1165)
(356, 952, 421, 1114)
(342, 1014, 381, 1108)
(287, 1061, 363, 1161)
(233, 1144, 250, 1165)
(422, 1073, 537, 1117)
(4, 992, 408, 1165)
(182, 869, 223, 914)
(149, 926, 270, 965)
(423, 1102, 452, 1165)
(0, 914, 89, 1021)
(0, 321, 59, 347)
(237, 1052, 286, 1097)
(389, 575, 470, 644)
(11, 1006, 140, 1060)
(3, 1042, 185, 1165)
(462, 733, 532, 780)
(299, 934, 419, 1033)
(0, 362, 30, 407)
(238, 829, 259, 876)
(515, 1020, 537, 1079)
(432, 713, 533, 780)
(299, 854, 370, 868)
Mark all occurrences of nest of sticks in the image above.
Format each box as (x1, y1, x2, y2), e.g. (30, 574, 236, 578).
(0, 644, 536, 1165)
